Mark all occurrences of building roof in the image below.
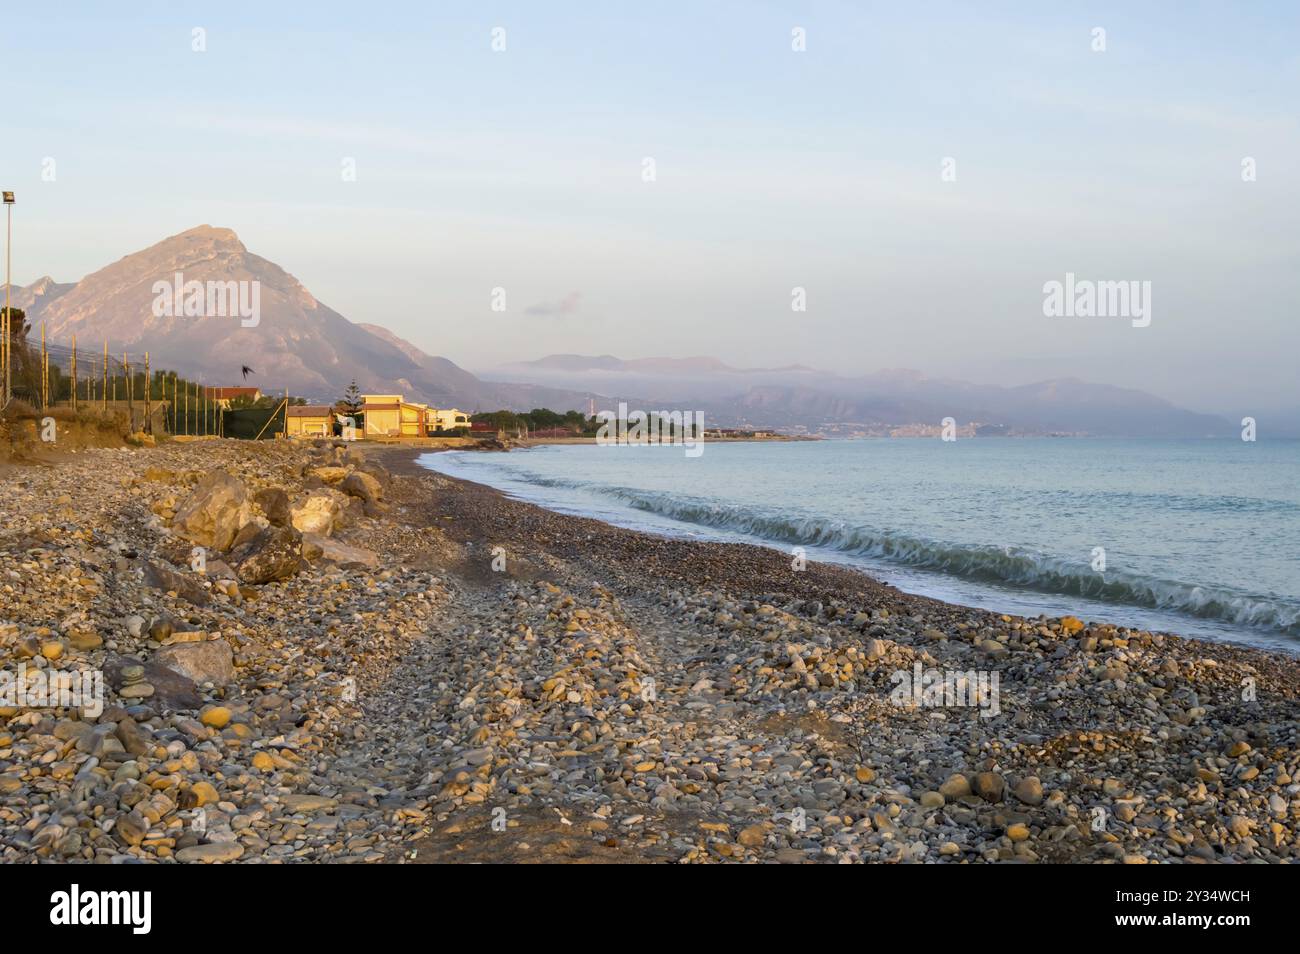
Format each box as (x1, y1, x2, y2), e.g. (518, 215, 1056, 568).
(202, 386, 261, 400)
(287, 405, 334, 417)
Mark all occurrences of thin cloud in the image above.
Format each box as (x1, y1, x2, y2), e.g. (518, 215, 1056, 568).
(526, 292, 581, 317)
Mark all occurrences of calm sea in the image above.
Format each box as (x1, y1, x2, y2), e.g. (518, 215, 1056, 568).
(418, 439, 1300, 651)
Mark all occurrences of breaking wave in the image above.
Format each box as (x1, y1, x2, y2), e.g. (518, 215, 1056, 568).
(501, 469, 1300, 637)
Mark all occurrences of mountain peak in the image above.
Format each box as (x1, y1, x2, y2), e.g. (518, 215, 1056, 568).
(158, 224, 246, 251)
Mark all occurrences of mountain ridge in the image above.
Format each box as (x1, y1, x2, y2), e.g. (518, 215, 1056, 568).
(5, 227, 1238, 435)
(6, 226, 599, 413)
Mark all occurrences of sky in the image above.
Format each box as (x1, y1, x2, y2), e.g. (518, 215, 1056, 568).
(1, 1, 1297, 416)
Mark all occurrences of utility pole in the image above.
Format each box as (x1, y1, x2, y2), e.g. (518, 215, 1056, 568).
(71, 335, 77, 412)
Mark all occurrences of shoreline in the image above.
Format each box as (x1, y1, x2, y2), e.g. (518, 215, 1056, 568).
(409, 443, 1298, 655)
(389, 446, 1299, 669)
(515, 434, 819, 446)
(0, 438, 1295, 864)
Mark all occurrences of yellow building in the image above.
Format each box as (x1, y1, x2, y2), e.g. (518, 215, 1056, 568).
(286, 405, 334, 438)
(430, 408, 470, 432)
(362, 394, 430, 438)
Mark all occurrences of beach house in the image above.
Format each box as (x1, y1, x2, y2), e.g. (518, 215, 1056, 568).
(430, 408, 470, 432)
(361, 393, 431, 438)
(286, 404, 334, 438)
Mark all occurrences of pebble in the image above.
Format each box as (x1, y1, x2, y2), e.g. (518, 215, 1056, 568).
(199, 706, 232, 729)
(972, 772, 1005, 803)
(175, 843, 245, 863)
(1013, 776, 1044, 806)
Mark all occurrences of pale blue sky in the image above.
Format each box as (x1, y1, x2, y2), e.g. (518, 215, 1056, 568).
(2, 1, 1297, 414)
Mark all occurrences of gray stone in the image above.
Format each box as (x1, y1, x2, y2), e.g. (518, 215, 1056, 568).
(104, 654, 201, 711)
(154, 639, 235, 687)
(340, 470, 382, 503)
(253, 487, 292, 526)
(229, 524, 303, 584)
(301, 533, 379, 567)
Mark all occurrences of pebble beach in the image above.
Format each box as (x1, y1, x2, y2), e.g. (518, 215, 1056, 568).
(1, 438, 1297, 864)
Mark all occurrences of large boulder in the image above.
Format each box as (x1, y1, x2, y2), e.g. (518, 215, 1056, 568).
(141, 560, 210, 607)
(340, 470, 382, 503)
(229, 524, 303, 584)
(253, 487, 291, 527)
(153, 640, 235, 687)
(290, 489, 349, 536)
(171, 470, 252, 551)
(104, 655, 201, 712)
(230, 515, 269, 550)
(308, 466, 349, 484)
(358, 461, 391, 488)
(301, 532, 379, 567)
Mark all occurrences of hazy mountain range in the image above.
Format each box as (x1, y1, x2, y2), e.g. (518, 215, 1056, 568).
(488, 356, 1237, 438)
(2, 226, 1243, 436)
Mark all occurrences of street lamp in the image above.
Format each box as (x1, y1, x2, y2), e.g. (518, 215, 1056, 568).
(2, 191, 13, 405)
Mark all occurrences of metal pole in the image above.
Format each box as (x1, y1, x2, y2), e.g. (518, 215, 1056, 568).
(253, 397, 288, 441)
(4, 198, 11, 405)
(123, 353, 132, 430)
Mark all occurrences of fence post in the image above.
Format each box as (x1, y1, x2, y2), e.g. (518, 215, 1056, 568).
(123, 353, 133, 430)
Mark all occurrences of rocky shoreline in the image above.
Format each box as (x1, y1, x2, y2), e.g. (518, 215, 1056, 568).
(0, 438, 1296, 863)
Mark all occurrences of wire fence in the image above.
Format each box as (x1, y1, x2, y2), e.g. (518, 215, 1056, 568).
(1, 332, 292, 439)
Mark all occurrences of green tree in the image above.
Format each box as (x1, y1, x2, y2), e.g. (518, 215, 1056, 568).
(338, 379, 363, 416)
(471, 410, 518, 432)
(525, 407, 564, 430)
(1, 307, 41, 403)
